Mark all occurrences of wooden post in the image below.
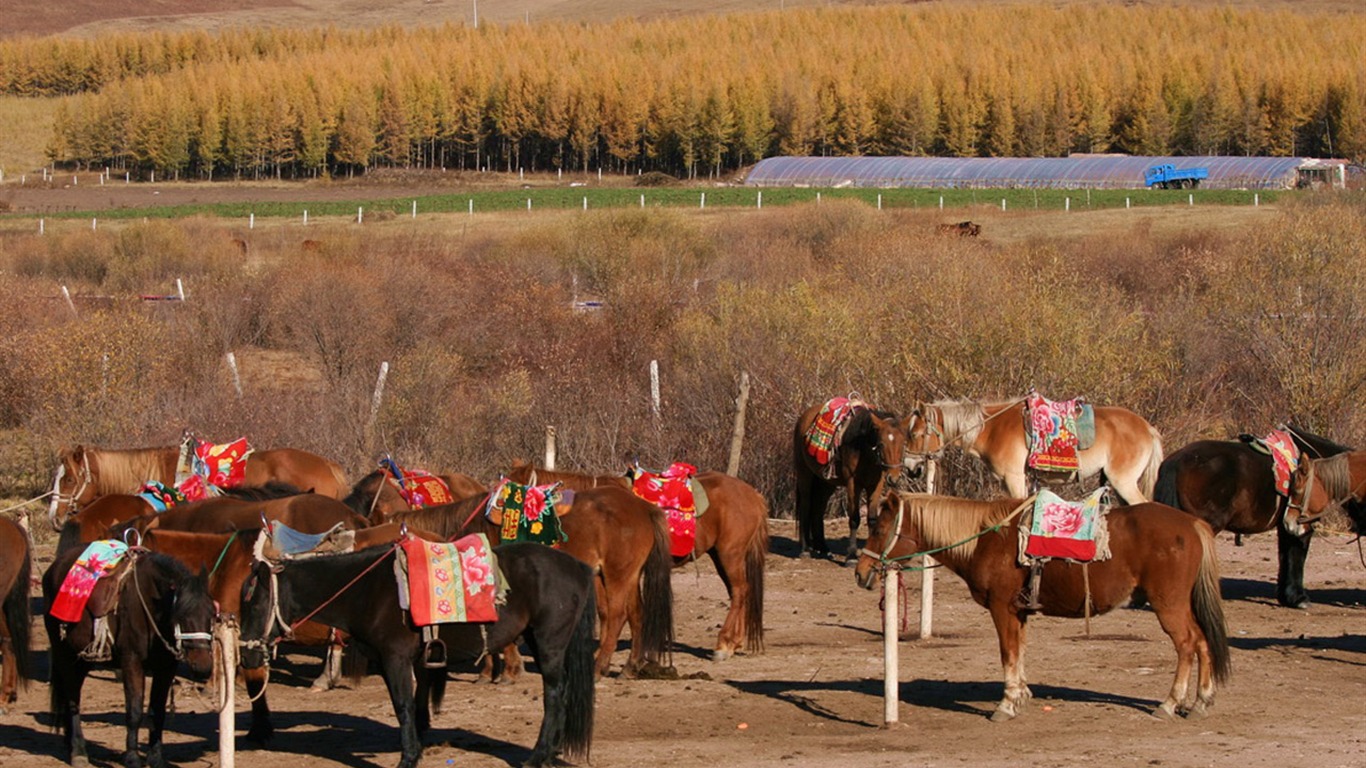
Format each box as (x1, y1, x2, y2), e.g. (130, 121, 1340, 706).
(225, 352, 243, 399)
(368, 362, 389, 430)
(725, 372, 750, 476)
(216, 617, 238, 768)
(60, 285, 78, 317)
(920, 459, 938, 639)
(883, 562, 900, 725)
(544, 426, 557, 471)
(649, 360, 661, 424)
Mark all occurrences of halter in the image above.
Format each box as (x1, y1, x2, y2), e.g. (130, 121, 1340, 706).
(906, 396, 1027, 461)
(48, 452, 94, 530)
(130, 552, 215, 660)
(1284, 456, 1320, 531)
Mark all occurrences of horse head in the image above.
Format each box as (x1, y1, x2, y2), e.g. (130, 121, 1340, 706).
(904, 403, 946, 463)
(854, 493, 918, 590)
(49, 445, 97, 531)
(165, 560, 217, 680)
(239, 560, 283, 671)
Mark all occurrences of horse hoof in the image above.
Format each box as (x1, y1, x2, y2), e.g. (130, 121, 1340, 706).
(1151, 705, 1179, 721)
(989, 708, 1016, 723)
(712, 648, 733, 662)
(798, 550, 812, 560)
(72, 757, 91, 768)
(245, 727, 274, 746)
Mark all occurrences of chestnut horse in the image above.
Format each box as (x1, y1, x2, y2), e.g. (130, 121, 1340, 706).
(0, 515, 33, 714)
(1286, 449, 1366, 536)
(384, 484, 674, 677)
(855, 492, 1230, 721)
(1154, 427, 1350, 609)
(344, 468, 488, 525)
(792, 400, 909, 561)
(906, 398, 1163, 504)
(506, 465, 768, 661)
(48, 441, 349, 529)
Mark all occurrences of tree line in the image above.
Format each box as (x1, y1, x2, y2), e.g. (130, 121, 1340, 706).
(13, 5, 1366, 179)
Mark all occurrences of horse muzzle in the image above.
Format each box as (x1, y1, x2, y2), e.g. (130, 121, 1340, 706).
(853, 556, 878, 590)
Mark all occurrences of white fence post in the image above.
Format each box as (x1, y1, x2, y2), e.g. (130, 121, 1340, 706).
(883, 562, 900, 725)
(544, 425, 557, 471)
(920, 459, 938, 639)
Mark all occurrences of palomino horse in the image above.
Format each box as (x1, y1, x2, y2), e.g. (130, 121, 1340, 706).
(906, 398, 1163, 504)
(239, 541, 597, 768)
(0, 516, 33, 714)
(385, 484, 674, 677)
(48, 441, 349, 529)
(507, 465, 768, 661)
(855, 492, 1230, 721)
(1285, 449, 1366, 536)
(140, 522, 440, 744)
(343, 468, 488, 525)
(792, 400, 909, 562)
(43, 548, 217, 768)
(1155, 427, 1349, 609)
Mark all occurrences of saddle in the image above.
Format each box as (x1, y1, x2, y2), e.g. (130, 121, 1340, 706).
(805, 396, 866, 478)
(175, 432, 253, 501)
(483, 478, 570, 545)
(628, 461, 706, 558)
(380, 457, 455, 509)
(1022, 391, 1096, 483)
(1015, 488, 1112, 613)
(1240, 428, 1300, 496)
(255, 519, 356, 562)
(50, 540, 137, 662)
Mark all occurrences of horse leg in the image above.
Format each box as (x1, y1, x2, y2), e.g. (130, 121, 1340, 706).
(379, 652, 422, 768)
(55, 662, 92, 767)
(1187, 624, 1218, 719)
(601, 580, 633, 676)
(0, 636, 14, 713)
(1002, 471, 1030, 500)
(1149, 601, 1199, 719)
(1107, 471, 1149, 506)
(120, 659, 148, 768)
(844, 480, 863, 565)
(523, 634, 569, 768)
(309, 641, 345, 691)
(1275, 525, 1313, 609)
(987, 602, 1030, 722)
(243, 667, 274, 745)
(143, 667, 174, 768)
(794, 470, 813, 557)
(707, 549, 746, 661)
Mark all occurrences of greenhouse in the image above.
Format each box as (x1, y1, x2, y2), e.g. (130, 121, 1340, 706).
(744, 155, 1348, 191)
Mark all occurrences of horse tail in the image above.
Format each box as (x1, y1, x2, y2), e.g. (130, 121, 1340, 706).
(2, 541, 32, 690)
(1192, 521, 1231, 685)
(559, 583, 597, 762)
(1152, 455, 1180, 509)
(1139, 429, 1164, 500)
(327, 461, 350, 500)
(637, 505, 675, 667)
(743, 501, 769, 653)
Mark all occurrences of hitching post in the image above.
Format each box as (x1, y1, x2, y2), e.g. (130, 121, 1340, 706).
(921, 459, 938, 638)
(544, 426, 557, 471)
(726, 371, 750, 476)
(217, 616, 238, 768)
(884, 557, 900, 725)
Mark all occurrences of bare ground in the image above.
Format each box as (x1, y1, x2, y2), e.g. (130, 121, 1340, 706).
(1, 517, 1363, 768)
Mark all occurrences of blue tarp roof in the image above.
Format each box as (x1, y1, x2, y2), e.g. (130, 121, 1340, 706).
(744, 155, 1326, 190)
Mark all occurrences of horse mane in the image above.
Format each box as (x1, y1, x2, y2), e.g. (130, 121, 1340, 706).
(341, 469, 385, 514)
(1313, 454, 1354, 501)
(89, 448, 173, 494)
(890, 491, 1021, 562)
(394, 496, 486, 539)
(221, 481, 306, 501)
(142, 551, 213, 617)
(927, 399, 987, 444)
(844, 406, 899, 446)
(1285, 424, 1352, 458)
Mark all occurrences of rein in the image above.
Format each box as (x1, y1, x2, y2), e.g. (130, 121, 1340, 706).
(130, 552, 213, 660)
(287, 541, 401, 636)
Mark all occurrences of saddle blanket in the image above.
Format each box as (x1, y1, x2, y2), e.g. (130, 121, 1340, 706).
(804, 397, 864, 469)
(50, 540, 130, 623)
(177, 436, 253, 501)
(487, 479, 565, 546)
(1025, 392, 1083, 473)
(1020, 487, 1111, 564)
(398, 533, 502, 626)
(256, 519, 355, 561)
(381, 457, 454, 509)
(1257, 429, 1300, 496)
(137, 481, 186, 512)
(630, 461, 700, 558)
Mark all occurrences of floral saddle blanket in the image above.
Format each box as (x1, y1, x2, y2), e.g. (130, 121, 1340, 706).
(1023, 392, 1096, 475)
(484, 478, 569, 546)
(628, 461, 708, 558)
(396, 533, 504, 626)
(380, 457, 455, 509)
(1018, 487, 1112, 565)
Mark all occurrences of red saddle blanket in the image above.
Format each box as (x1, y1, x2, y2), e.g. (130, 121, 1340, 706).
(50, 540, 130, 623)
(1022, 488, 1110, 563)
(804, 397, 863, 467)
(399, 534, 500, 626)
(1260, 429, 1300, 496)
(381, 458, 454, 509)
(630, 461, 699, 558)
(1025, 393, 1082, 474)
(177, 436, 253, 501)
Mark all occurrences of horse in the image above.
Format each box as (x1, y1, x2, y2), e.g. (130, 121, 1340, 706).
(48, 441, 349, 529)
(1285, 449, 1366, 537)
(506, 465, 768, 661)
(238, 540, 597, 768)
(42, 546, 217, 768)
(386, 483, 675, 676)
(937, 220, 981, 237)
(139, 522, 441, 744)
(906, 398, 1164, 505)
(0, 515, 33, 714)
(1154, 427, 1350, 609)
(855, 491, 1230, 722)
(343, 468, 489, 525)
(792, 400, 909, 561)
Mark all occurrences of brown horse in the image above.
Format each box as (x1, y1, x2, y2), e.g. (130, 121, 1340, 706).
(906, 398, 1164, 504)
(854, 492, 1230, 721)
(48, 441, 349, 529)
(793, 400, 909, 561)
(507, 465, 768, 661)
(56, 494, 154, 553)
(1285, 450, 1366, 534)
(343, 468, 488, 525)
(140, 522, 440, 744)
(388, 484, 675, 676)
(0, 515, 33, 714)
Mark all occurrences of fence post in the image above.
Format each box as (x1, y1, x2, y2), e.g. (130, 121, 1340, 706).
(920, 459, 938, 638)
(216, 617, 238, 768)
(544, 426, 557, 471)
(225, 352, 243, 399)
(649, 360, 661, 425)
(726, 371, 751, 476)
(883, 561, 900, 725)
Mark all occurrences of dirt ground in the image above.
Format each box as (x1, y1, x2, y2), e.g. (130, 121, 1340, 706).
(1, 517, 1363, 768)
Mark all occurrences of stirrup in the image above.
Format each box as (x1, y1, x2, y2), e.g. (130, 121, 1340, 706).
(421, 626, 447, 669)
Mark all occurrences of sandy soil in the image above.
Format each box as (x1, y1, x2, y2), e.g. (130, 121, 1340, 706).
(2, 517, 1364, 768)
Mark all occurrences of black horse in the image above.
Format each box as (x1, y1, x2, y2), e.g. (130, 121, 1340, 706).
(1153, 425, 1350, 608)
(793, 400, 909, 561)
(42, 547, 217, 768)
(239, 539, 597, 768)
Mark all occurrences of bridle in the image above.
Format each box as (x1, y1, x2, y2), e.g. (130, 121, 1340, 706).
(48, 452, 94, 530)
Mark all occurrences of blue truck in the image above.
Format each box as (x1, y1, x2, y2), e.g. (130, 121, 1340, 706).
(1144, 163, 1209, 189)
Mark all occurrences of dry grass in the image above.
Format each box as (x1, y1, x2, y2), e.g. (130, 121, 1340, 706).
(0, 95, 59, 180)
